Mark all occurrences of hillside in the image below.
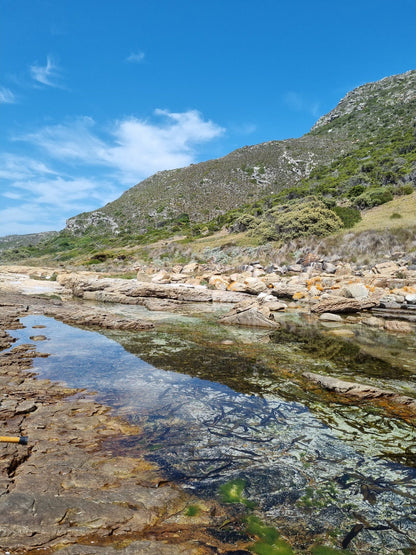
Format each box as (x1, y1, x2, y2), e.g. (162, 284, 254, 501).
(64, 70, 416, 238)
(1, 70, 415, 267)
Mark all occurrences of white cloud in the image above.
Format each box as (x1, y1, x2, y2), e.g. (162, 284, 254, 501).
(0, 86, 16, 104)
(126, 51, 145, 63)
(30, 55, 63, 87)
(19, 109, 225, 184)
(0, 154, 57, 181)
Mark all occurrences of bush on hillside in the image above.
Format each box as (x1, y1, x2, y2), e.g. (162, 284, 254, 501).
(331, 206, 362, 228)
(354, 187, 394, 209)
(249, 197, 343, 242)
(231, 213, 261, 232)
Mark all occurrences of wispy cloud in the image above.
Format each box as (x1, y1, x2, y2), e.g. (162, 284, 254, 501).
(0, 86, 16, 104)
(30, 55, 63, 87)
(126, 51, 145, 63)
(19, 109, 225, 184)
(0, 154, 56, 181)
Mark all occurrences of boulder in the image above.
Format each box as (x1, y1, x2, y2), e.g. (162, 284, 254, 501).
(243, 277, 267, 294)
(227, 281, 249, 292)
(383, 320, 413, 333)
(218, 300, 279, 328)
(319, 313, 342, 322)
(151, 271, 171, 284)
(405, 293, 416, 304)
(361, 316, 384, 328)
(311, 297, 378, 314)
(322, 262, 337, 274)
(181, 262, 199, 274)
(208, 275, 230, 290)
(372, 261, 399, 275)
(288, 264, 303, 273)
(343, 283, 368, 299)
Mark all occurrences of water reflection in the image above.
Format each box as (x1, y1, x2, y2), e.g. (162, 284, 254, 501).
(8, 314, 416, 552)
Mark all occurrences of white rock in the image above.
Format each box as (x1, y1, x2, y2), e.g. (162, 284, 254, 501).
(319, 313, 342, 322)
(343, 283, 368, 299)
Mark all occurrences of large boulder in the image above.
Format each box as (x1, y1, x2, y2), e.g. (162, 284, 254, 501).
(219, 300, 279, 328)
(311, 297, 378, 314)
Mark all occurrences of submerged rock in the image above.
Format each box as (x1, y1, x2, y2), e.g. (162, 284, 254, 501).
(303, 371, 416, 413)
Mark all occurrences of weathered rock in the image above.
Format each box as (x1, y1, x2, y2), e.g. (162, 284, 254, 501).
(372, 261, 399, 275)
(311, 297, 378, 314)
(303, 372, 416, 413)
(383, 320, 413, 333)
(288, 264, 303, 273)
(343, 283, 369, 299)
(271, 282, 307, 299)
(151, 270, 171, 283)
(243, 277, 267, 294)
(219, 301, 279, 328)
(406, 293, 416, 304)
(182, 262, 199, 275)
(319, 313, 343, 322)
(208, 275, 230, 290)
(362, 316, 384, 328)
(322, 262, 337, 274)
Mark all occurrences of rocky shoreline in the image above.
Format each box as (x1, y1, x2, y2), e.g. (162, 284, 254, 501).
(1, 262, 416, 552)
(0, 292, 254, 554)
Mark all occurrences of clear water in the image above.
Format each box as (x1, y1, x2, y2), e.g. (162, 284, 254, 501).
(8, 313, 416, 553)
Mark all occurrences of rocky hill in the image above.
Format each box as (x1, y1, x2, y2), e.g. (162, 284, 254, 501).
(64, 70, 416, 238)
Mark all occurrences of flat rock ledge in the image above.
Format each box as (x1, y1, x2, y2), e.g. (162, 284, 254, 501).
(0, 300, 250, 554)
(303, 372, 416, 419)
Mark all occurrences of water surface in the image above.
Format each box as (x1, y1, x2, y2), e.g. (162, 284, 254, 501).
(8, 312, 416, 553)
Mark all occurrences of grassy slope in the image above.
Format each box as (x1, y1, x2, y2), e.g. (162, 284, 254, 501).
(352, 191, 416, 232)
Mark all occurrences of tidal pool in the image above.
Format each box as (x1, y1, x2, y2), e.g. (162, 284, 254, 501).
(8, 313, 416, 553)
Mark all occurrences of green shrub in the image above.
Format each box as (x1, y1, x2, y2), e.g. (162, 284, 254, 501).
(390, 212, 402, 219)
(347, 184, 366, 198)
(354, 187, 394, 208)
(398, 184, 414, 195)
(233, 213, 261, 232)
(331, 206, 362, 228)
(266, 197, 343, 239)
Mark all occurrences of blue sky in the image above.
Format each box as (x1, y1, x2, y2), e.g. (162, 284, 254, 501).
(1, 0, 415, 237)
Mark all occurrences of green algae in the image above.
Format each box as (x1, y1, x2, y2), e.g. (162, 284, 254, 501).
(246, 516, 294, 555)
(219, 478, 256, 508)
(184, 504, 200, 517)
